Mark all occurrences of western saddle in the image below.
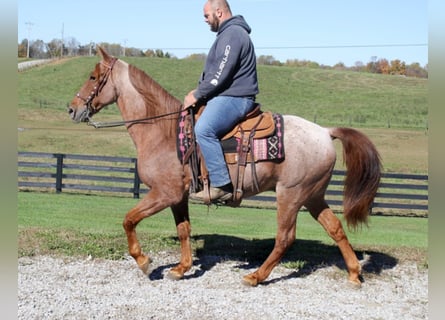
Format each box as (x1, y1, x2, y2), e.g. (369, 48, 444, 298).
(183, 104, 276, 205)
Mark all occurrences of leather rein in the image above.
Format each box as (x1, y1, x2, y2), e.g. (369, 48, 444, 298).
(87, 110, 184, 129)
(76, 57, 183, 129)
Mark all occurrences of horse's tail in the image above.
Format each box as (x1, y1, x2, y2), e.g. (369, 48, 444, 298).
(329, 127, 382, 229)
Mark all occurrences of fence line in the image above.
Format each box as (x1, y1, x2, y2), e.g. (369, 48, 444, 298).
(18, 152, 428, 216)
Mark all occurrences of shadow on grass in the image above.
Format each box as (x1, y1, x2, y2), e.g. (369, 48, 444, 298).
(148, 234, 397, 284)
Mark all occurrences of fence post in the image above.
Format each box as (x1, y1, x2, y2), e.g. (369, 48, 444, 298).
(133, 158, 140, 199)
(55, 153, 64, 193)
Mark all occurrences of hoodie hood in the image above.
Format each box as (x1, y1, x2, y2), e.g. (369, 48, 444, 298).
(194, 13, 258, 101)
(218, 15, 251, 35)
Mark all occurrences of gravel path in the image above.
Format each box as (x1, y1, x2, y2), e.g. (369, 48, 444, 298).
(18, 253, 428, 319)
(18, 59, 53, 72)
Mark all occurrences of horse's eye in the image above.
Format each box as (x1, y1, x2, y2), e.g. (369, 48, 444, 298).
(89, 75, 96, 81)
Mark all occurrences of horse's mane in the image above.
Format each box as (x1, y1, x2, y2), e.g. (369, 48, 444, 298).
(128, 64, 181, 137)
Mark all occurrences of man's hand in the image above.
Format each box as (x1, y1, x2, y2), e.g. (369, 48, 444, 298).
(183, 90, 198, 109)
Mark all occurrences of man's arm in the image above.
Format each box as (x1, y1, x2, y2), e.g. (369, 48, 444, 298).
(194, 32, 243, 101)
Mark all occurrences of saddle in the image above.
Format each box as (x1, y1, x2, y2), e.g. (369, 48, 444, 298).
(178, 103, 279, 206)
(222, 105, 275, 140)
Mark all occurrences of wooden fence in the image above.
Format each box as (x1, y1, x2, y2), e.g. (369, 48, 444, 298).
(18, 152, 428, 216)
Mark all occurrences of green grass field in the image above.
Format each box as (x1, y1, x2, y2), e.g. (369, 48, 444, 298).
(18, 192, 427, 270)
(18, 56, 428, 129)
(18, 56, 428, 173)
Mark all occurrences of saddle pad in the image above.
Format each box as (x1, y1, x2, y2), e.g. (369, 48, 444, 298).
(177, 111, 285, 164)
(177, 110, 193, 164)
(222, 113, 285, 163)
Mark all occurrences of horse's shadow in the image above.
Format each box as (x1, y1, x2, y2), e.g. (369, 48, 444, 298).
(148, 234, 397, 284)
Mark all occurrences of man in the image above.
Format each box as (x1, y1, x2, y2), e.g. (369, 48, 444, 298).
(184, 0, 259, 202)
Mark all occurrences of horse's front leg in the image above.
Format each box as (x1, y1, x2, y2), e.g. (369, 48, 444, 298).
(167, 201, 193, 280)
(123, 190, 178, 275)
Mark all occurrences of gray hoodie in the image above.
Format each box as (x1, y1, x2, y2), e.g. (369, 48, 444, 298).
(194, 15, 259, 102)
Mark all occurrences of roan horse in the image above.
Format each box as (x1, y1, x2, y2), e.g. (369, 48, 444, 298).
(68, 47, 381, 287)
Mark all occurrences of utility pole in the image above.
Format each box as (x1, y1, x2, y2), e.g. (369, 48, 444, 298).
(25, 21, 34, 58)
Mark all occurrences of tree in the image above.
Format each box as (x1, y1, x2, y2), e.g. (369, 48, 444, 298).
(390, 59, 406, 75)
(124, 47, 145, 57)
(144, 49, 156, 57)
(46, 39, 63, 58)
(333, 62, 346, 70)
(29, 39, 48, 58)
(155, 49, 165, 58)
(366, 56, 378, 73)
(257, 55, 281, 66)
(185, 53, 207, 61)
(18, 39, 27, 58)
(65, 37, 80, 56)
(352, 61, 366, 72)
(77, 43, 95, 56)
(285, 59, 319, 68)
(405, 62, 427, 78)
(377, 59, 390, 74)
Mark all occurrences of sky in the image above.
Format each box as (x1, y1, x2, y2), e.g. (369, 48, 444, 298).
(17, 0, 428, 67)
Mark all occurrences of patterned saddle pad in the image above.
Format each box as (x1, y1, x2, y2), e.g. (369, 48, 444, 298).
(177, 112, 285, 164)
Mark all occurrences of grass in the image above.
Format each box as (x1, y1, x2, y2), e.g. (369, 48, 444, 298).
(18, 57, 428, 130)
(18, 192, 427, 270)
(17, 57, 428, 173)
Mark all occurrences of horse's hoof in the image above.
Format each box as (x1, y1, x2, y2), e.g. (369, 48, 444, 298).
(242, 274, 259, 287)
(347, 279, 362, 289)
(166, 269, 184, 280)
(138, 256, 151, 275)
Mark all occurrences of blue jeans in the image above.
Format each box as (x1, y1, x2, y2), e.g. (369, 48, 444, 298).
(195, 96, 256, 187)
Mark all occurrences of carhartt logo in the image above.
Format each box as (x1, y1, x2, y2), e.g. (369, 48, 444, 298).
(211, 45, 231, 86)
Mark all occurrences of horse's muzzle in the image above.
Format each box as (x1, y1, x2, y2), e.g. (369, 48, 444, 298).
(68, 105, 90, 123)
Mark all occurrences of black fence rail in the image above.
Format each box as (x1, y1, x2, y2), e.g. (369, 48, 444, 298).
(18, 152, 428, 216)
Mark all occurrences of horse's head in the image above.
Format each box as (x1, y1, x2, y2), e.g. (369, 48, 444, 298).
(68, 47, 118, 123)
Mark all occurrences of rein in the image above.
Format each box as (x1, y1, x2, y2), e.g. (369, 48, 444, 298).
(87, 109, 185, 129)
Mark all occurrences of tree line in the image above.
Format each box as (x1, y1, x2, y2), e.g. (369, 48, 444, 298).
(18, 39, 427, 78)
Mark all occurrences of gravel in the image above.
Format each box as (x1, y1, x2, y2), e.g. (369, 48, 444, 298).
(18, 59, 53, 72)
(18, 253, 428, 319)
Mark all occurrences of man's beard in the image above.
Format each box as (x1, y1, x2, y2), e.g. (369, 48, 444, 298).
(209, 14, 220, 32)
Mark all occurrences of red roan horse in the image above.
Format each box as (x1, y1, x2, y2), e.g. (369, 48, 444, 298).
(68, 47, 381, 287)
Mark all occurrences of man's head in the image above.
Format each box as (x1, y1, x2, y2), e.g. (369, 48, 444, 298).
(203, 0, 233, 32)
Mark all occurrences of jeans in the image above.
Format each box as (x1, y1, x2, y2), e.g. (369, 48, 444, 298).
(195, 96, 256, 187)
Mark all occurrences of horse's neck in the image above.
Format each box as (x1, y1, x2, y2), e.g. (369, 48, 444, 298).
(114, 62, 179, 154)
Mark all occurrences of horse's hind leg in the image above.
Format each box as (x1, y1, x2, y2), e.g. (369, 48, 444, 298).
(242, 199, 299, 286)
(305, 199, 362, 288)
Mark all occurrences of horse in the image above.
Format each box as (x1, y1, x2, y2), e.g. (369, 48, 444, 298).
(68, 47, 381, 287)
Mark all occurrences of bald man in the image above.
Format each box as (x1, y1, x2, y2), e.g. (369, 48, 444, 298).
(184, 0, 259, 202)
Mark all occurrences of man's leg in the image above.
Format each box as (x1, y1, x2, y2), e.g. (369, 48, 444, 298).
(192, 96, 255, 200)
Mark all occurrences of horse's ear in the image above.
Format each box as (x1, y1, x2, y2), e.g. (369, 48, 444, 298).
(97, 46, 112, 62)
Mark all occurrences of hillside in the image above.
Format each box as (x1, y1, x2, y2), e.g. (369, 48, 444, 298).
(18, 56, 427, 129)
(17, 57, 428, 173)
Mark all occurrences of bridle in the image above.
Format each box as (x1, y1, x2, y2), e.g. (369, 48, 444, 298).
(75, 57, 118, 122)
